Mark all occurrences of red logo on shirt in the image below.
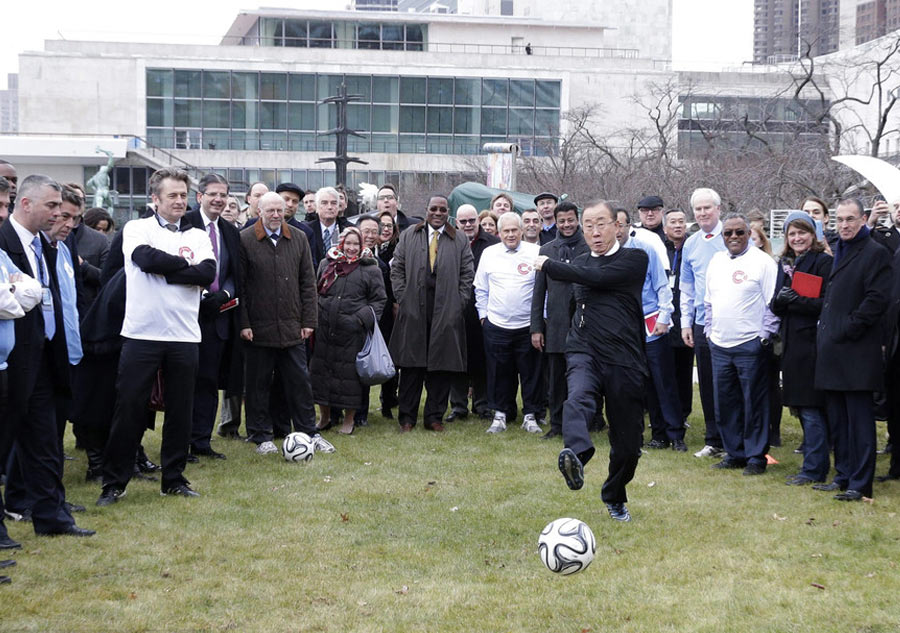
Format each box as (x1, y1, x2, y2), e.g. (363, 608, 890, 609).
(179, 246, 195, 262)
(517, 262, 533, 275)
(732, 270, 747, 284)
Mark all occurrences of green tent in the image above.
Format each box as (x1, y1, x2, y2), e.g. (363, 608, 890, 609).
(447, 182, 546, 218)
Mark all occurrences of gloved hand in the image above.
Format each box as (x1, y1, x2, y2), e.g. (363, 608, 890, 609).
(772, 286, 799, 311)
(199, 290, 230, 318)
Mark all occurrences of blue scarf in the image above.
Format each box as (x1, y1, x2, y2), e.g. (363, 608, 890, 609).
(834, 224, 870, 268)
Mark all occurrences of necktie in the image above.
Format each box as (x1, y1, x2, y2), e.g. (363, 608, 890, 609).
(429, 230, 439, 271)
(270, 232, 280, 245)
(166, 223, 178, 232)
(30, 236, 56, 340)
(324, 226, 332, 247)
(208, 222, 220, 292)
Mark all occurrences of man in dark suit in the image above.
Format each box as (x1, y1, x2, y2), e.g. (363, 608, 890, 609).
(530, 201, 588, 439)
(815, 197, 893, 501)
(72, 214, 109, 314)
(185, 174, 241, 461)
(305, 187, 350, 269)
(0, 174, 95, 539)
(447, 204, 499, 422)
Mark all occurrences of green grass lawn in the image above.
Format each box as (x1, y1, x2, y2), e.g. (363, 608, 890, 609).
(2, 401, 899, 633)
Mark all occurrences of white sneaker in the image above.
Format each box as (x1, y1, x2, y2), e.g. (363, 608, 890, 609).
(486, 412, 507, 434)
(521, 413, 541, 434)
(256, 441, 278, 455)
(693, 444, 725, 458)
(312, 433, 335, 454)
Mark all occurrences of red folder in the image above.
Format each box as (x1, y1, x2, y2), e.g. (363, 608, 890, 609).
(644, 311, 659, 337)
(792, 271, 823, 298)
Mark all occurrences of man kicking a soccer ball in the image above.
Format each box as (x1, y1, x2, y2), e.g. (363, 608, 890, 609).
(534, 200, 648, 522)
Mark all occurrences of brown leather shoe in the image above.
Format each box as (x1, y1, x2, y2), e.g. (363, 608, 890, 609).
(399, 423, 414, 433)
(427, 422, 445, 432)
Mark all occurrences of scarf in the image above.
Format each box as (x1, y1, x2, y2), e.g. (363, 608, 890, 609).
(317, 227, 372, 295)
(833, 224, 869, 268)
(556, 227, 585, 262)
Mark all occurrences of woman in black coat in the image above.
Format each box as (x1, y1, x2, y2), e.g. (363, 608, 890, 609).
(771, 212, 833, 485)
(312, 227, 386, 435)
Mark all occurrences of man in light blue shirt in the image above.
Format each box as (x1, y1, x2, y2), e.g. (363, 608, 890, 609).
(617, 210, 684, 452)
(679, 188, 727, 458)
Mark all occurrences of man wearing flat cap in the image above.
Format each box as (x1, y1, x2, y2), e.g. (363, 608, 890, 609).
(637, 195, 667, 245)
(535, 192, 559, 245)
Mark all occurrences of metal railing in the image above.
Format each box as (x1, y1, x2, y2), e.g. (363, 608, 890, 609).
(220, 36, 640, 59)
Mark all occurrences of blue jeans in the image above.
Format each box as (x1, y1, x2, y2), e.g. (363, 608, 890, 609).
(797, 406, 829, 481)
(710, 338, 770, 466)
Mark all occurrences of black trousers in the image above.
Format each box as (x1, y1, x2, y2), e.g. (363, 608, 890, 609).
(191, 321, 226, 451)
(886, 349, 900, 478)
(448, 370, 488, 417)
(693, 324, 722, 448)
(397, 367, 454, 428)
(482, 320, 542, 420)
(672, 344, 694, 422)
(546, 352, 567, 433)
(826, 390, 876, 497)
(103, 339, 198, 491)
(244, 343, 316, 443)
(0, 348, 73, 534)
(562, 352, 644, 505)
(645, 337, 684, 443)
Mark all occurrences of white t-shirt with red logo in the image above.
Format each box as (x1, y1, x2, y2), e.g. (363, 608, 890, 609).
(121, 216, 215, 343)
(474, 240, 540, 330)
(704, 246, 777, 348)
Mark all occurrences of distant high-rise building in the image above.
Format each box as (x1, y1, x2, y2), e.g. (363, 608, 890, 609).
(353, 0, 400, 11)
(0, 74, 18, 134)
(754, 0, 840, 62)
(856, 0, 887, 43)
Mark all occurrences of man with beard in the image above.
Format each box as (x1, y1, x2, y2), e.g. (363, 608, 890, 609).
(530, 200, 588, 439)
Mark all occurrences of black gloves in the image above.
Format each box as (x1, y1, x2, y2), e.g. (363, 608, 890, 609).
(772, 286, 799, 311)
(199, 290, 230, 318)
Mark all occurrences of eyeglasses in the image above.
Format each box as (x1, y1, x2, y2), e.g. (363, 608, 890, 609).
(723, 229, 747, 237)
(457, 218, 477, 224)
(203, 192, 229, 199)
(377, 194, 396, 201)
(379, 223, 394, 230)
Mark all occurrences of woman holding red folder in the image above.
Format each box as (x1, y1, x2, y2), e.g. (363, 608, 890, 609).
(771, 212, 833, 485)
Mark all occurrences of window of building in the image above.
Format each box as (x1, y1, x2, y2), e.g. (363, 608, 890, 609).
(501, 0, 514, 16)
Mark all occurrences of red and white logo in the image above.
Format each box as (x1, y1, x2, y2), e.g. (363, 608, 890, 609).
(732, 270, 747, 284)
(179, 246, 195, 263)
(517, 262, 533, 275)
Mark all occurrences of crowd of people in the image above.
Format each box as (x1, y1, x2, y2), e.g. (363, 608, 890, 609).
(1, 157, 899, 584)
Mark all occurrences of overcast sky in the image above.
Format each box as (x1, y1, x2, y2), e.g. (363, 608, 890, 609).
(1, 0, 754, 90)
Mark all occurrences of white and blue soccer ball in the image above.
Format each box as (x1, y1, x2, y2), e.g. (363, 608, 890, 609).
(282, 432, 315, 463)
(538, 518, 596, 575)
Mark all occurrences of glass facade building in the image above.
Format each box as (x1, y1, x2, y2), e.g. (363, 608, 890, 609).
(146, 69, 561, 156)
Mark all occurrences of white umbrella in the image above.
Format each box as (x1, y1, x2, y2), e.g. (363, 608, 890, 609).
(832, 154, 900, 204)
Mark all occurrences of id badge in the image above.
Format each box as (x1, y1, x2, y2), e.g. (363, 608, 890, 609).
(42, 287, 52, 307)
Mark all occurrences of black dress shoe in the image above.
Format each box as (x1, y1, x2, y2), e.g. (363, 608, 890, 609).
(743, 463, 766, 476)
(96, 487, 126, 507)
(812, 481, 845, 492)
(355, 416, 369, 427)
(161, 484, 200, 498)
(0, 559, 15, 569)
(876, 473, 900, 482)
(445, 411, 468, 422)
(186, 454, 199, 463)
(711, 459, 745, 470)
(217, 429, 244, 440)
(558, 448, 584, 491)
(786, 475, 820, 486)
(541, 429, 561, 440)
(0, 576, 10, 584)
(645, 439, 670, 449)
(191, 447, 226, 460)
(834, 489, 863, 501)
(381, 407, 394, 420)
(40, 525, 96, 537)
(672, 440, 688, 452)
(64, 502, 86, 513)
(0, 536, 21, 550)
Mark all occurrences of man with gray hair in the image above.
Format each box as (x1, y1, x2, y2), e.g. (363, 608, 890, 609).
(305, 186, 350, 268)
(704, 212, 778, 475)
(0, 174, 95, 538)
(680, 187, 728, 458)
(475, 212, 543, 434)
